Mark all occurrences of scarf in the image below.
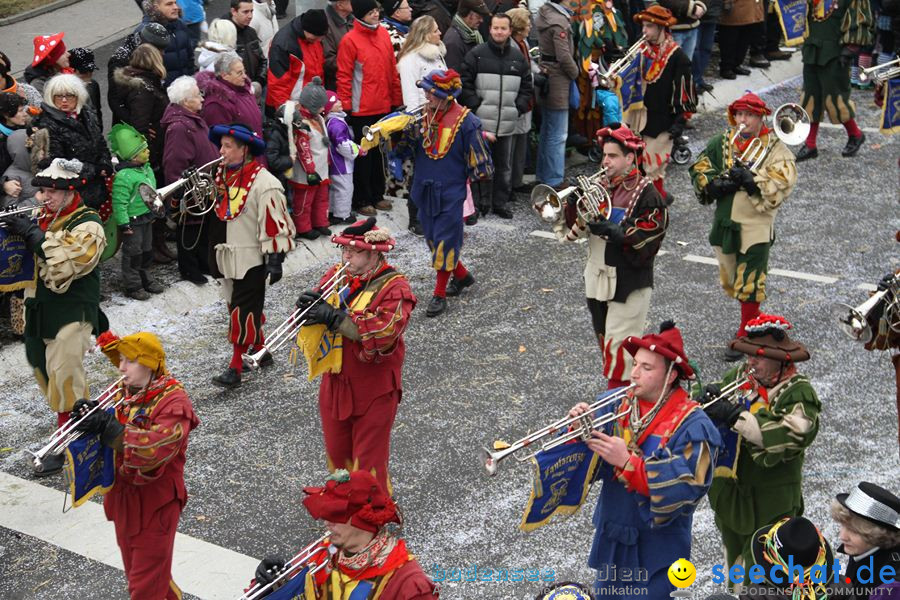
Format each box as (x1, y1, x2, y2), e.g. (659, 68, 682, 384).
(641, 32, 678, 83)
(38, 192, 81, 231)
(334, 530, 410, 580)
(345, 261, 392, 300)
(382, 17, 410, 33)
(452, 14, 483, 45)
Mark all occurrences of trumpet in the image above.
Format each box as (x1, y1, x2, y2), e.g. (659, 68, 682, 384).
(242, 264, 351, 370)
(597, 36, 647, 88)
(28, 377, 125, 473)
(859, 58, 900, 84)
(0, 204, 41, 219)
(239, 534, 332, 600)
(834, 274, 900, 344)
(138, 157, 224, 218)
(698, 369, 755, 409)
(481, 384, 636, 476)
(531, 168, 611, 225)
(731, 103, 809, 172)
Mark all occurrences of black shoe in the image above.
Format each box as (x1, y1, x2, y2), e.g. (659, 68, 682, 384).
(841, 133, 865, 157)
(512, 182, 535, 193)
(766, 50, 792, 61)
(183, 272, 208, 285)
(698, 82, 714, 93)
(143, 280, 165, 294)
(446, 273, 474, 297)
(296, 230, 320, 240)
(32, 451, 64, 477)
(493, 207, 513, 219)
(795, 145, 818, 162)
(126, 288, 152, 301)
(465, 213, 478, 226)
(734, 66, 751, 76)
(316, 226, 332, 236)
(748, 54, 770, 68)
(425, 295, 447, 317)
(724, 346, 745, 362)
(719, 69, 737, 80)
(212, 367, 241, 388)
(409, 222, 424, 236)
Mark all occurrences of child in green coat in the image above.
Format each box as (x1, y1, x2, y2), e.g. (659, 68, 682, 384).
(108, 124, 165, 300)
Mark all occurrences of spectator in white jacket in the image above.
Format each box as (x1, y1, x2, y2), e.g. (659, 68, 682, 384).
(250, 0, 279, 54)
(197, 18, 238, 72)
(395, 15, 446, 235)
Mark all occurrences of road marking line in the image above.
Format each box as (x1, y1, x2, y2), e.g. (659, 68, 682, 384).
(530, 230, 556, 240)
(857, 283, 878, 292)
(682, 254, 838, 284)
(0, 471, 258, 600)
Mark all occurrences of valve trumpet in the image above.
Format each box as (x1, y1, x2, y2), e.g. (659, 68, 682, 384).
(481, 384, 636, 476)
(242, 264, 351, 370)
(731, 103, 809, 172)
(834, 274, 900, 344)
(859, 58, 900, 84)
(27, 377, 125, 473)
(0, 204, 41, 219)
(138, 157, 224, 218)
(597, 36, 647, 88)
(239, 534, 332, 600)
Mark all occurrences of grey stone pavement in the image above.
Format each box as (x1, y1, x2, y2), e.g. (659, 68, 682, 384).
(1, 3, 899, 599)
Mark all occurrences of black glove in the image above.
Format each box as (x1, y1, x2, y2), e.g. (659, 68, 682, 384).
(704, 399, 745, 428)
(266, 253, 284, 285)
(587, 217, 625, 243)
(728, 165, 760, 196)
(705, 175, 741, 200)
(304, 301, 345, 331)
(255, 556, 286, 586)
(697, 383, 722, 405)
(877, 272, 896, 291)
(295, 289, 322, 310)
(72, 399, 125, 447)
(668, 115, 687, 140)
(1, 212, 46, 254)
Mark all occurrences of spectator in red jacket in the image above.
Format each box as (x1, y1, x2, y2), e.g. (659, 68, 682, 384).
(337, 0, 403, 216)
(265, 9, 328, 117)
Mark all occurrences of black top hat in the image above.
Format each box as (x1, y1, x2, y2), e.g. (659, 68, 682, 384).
(837, 482, 900, 532)
(750, 517, 835, 586)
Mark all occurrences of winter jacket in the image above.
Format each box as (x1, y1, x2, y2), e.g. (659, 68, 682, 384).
(336, 21, 403, 116)
(176, 0, 206, 25)
(197, 41, 235, 72)
(443, 19, 479, 73)
(397, 42, 447, 107)
(323, 4, 355, 91)
(83, 78, 103, 130)
(107, 34, 142, 125)
(266, 17, 325, 111)
(700, 0, 724, 23)
(111, 161, 154, 226)
(32, 103, 113, 209)
(413, 0, 455, 35)
(2, 129, 39, 205)
(719, 0, 764, 26)
(512, 36, 537, 135)
(381, 18, 410, 57)
(159, 102, 219, 185)
(113, 66, 170, 170)
(134, 15, 196, 86)
(23, 64, 56, 94)
(224, 13, 268, 86)
(657, 0, 707, 30)
(459, 38, 533, 136)
(264, 117, 292, 189)
(250, 0, 279, 53)
(535, 2, 579, 111)
(326, 111, 358, 176)
(200, 74, 264, 137)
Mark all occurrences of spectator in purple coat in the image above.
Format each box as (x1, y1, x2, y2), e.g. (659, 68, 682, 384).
(160, 75, 220, 285)
(199, 52, 264, 137)
(324, 90, 358, 225)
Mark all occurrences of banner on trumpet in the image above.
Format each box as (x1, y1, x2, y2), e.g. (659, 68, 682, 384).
(294, 290, 345, 381)
(616, 54, 644, 116)
(0, 228, 36, 292)
(63, 427, 116, 510)
(772, 0, 809, 47)
(261, 567, 309, 600)
(519, 441, 600, 532)
(880, 78, 900, 134)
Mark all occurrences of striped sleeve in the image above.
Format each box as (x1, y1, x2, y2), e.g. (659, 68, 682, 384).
(740, 378, 820, 467)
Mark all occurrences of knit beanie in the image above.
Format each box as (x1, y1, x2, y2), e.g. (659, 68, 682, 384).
(352, 0, 379, 21)
(381, 0, 402, 16)
(323, 90, 339, 114)
(300, 9, 329, 36)
(299, 76, 328, 114)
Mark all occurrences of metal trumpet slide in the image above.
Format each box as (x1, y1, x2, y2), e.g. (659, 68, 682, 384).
(28, 377, 125, 473)
(597, 36, 647, 88)
(859, 58, 900, 83)
(138, 157, 224, 218)
(239, 534, 332, 600)
(242, 263, 351, 370)
(481, 384, 636, 476)
(834, 274, 900, 343)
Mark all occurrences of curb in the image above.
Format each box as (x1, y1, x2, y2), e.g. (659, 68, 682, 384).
(696, 52, 803, 115)
(0, 0, 84, 27)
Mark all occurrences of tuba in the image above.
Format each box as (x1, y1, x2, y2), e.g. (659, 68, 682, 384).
(138, 157, 224, 218)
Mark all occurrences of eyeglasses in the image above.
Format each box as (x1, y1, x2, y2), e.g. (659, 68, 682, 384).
(53, 93, 77, 100)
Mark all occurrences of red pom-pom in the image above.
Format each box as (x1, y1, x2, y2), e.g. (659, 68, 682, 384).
(96, 330, 119, 349)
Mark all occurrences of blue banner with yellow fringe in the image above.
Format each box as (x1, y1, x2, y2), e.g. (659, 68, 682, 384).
(772, 0, 809, 47)
(263, 566, 307, 600)
(64, 427, 115, 509)
(0, 228, 35, 292)
(881, 78, 900, 134)
(616, 54, 644, 115)
(520, 441, 599, 532)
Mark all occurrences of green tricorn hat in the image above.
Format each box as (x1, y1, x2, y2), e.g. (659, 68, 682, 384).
(107, 123, 148, 160)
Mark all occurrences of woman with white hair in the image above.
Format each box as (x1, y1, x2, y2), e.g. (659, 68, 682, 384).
(160, 75, 219, 284)
(200, 52, 263, 136)
(32, 73, 112, 209)
(197, 18, 238, 72)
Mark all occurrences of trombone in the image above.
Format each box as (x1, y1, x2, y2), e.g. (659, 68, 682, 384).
(138, 157, 224, 218)
(28, 377, 125, 473)
(242, 264, 351, 370)
(481, 384, 636, 476)
(859, 58, 900, 84)
(239, 534, 332, 600)
(597, 36, 647, 88)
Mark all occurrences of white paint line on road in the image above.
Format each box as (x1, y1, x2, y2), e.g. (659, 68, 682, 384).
(529, 230, 557, 240)
(857, 283, 879, 292)
(682, 254, 839, 284)
(0, 471, 258, 600)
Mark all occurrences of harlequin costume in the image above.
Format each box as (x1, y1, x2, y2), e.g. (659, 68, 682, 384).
(94, 331, 200, 600)
(207, 124, 296, 387)
(560, 124, 668, 389)
(1, 159, 108, 475)
(252, 470, 438, 599)
(625, 6, 695, 199)
(296, 219, 416, 492)
(689, 93, 798, 352)
(797, 0, 874, 160)
(587, 322, 720, 599)
(392, 69, 493, 318)
(702, 314, 821, 572)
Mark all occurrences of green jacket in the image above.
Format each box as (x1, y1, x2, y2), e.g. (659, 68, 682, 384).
(802, 0, 874, 66)
(111, 162, 155, 227)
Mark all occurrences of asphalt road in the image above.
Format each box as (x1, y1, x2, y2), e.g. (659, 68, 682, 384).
(1, 20, 899, 600)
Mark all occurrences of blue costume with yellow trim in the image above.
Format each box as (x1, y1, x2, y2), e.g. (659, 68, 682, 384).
(588, 387, 721, 599)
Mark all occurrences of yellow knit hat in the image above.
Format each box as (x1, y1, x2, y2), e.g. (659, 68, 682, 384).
(98, 331, 167, 375)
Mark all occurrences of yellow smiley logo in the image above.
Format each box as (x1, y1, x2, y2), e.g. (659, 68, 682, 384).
(667, 558, 696, 588)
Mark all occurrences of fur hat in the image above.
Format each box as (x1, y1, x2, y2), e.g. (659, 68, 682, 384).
(302, 470, 400, 533)
(31, 33, 67, 68)
(97, 330, 167, 375)
(331, 217, 396, 252)
(633, 4, 677, 27)
(622, 320, 695, 379)
(730, 314, 810, 363)
(301, 9, 329, 36)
